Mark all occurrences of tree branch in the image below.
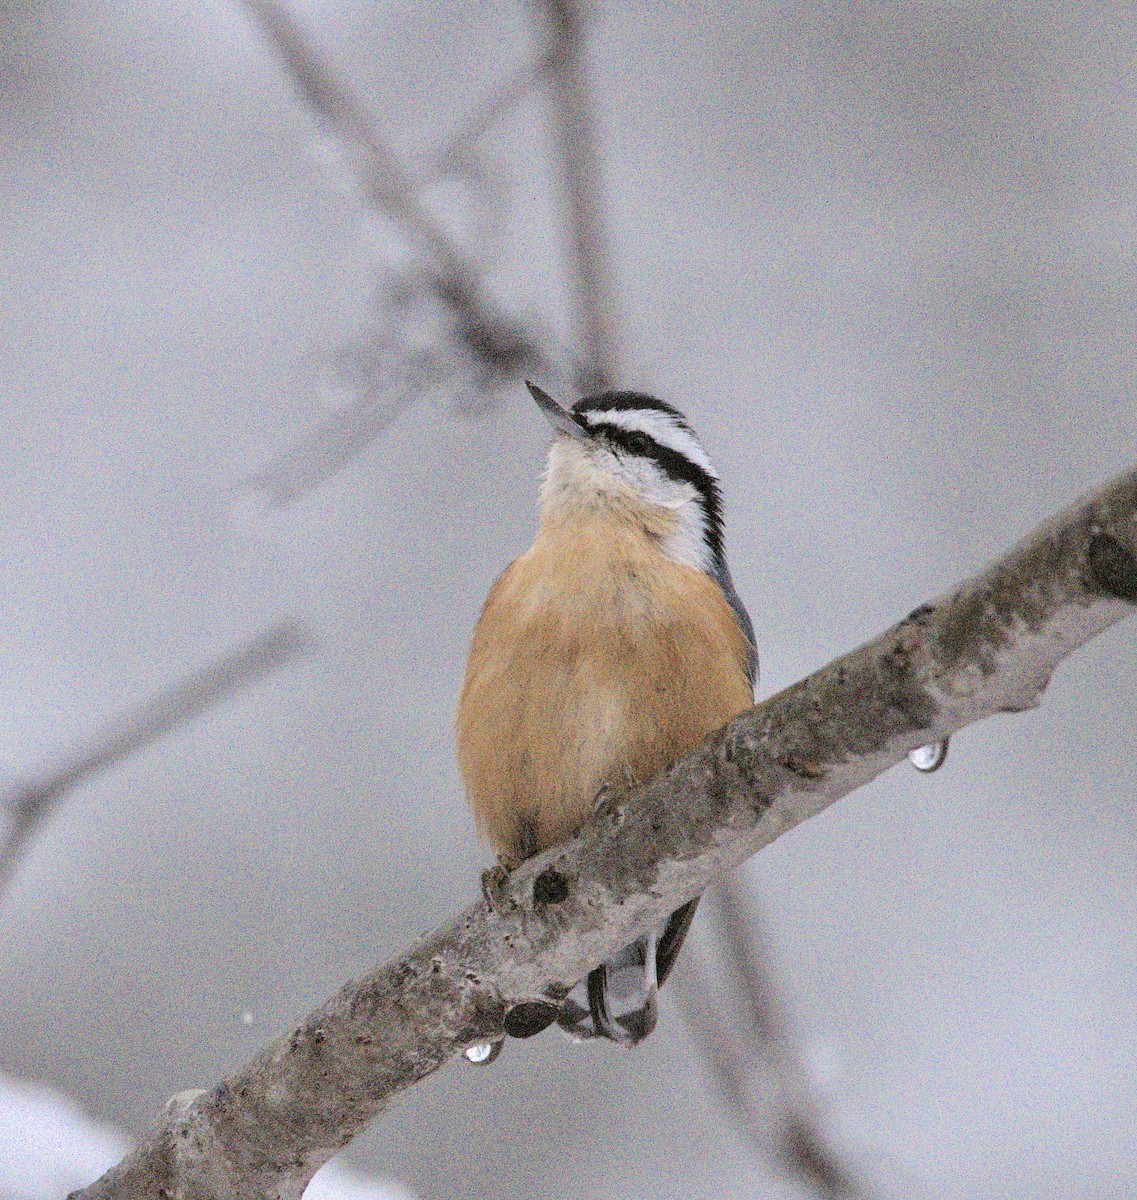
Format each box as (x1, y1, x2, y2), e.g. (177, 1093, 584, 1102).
(538, 0, 624, 392)
(670, 881, 869, 1198)
(239, 0, 536, 374)
(0, 620, 313, 893)
(72, 465, 1137, 1199)
(236, 0, 557, 505)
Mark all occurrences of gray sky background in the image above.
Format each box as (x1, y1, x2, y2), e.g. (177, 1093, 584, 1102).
(1, 2, 1135, 1198)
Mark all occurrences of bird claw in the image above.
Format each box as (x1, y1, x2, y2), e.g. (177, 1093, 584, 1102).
(481, 864, 510, 910)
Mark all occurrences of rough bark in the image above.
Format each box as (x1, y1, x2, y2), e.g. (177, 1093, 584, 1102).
(72, 464, 1137, 1200)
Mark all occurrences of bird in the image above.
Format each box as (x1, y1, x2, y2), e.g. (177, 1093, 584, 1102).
(456, 382, 757, 1047)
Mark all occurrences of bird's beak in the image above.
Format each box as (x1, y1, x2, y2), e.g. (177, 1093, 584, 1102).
(527, 381, 586, 441)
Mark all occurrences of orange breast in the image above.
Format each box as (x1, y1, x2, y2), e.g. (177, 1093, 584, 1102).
(456, 511, 754, 866)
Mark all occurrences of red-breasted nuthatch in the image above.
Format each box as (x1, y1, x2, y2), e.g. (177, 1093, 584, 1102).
(457, 383, 757, 1047)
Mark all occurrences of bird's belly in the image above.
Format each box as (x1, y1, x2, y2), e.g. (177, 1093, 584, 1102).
(457, 551, 753, 865)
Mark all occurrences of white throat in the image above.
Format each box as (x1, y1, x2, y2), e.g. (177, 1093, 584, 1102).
(539, 438, 715, 574)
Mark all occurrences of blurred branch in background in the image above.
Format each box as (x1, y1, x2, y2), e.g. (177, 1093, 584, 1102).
(237, 0, 626, 504)
(671, 880, 869, 1199)
(237, 0, 562, 504)
(427, 49, 557, 175)
(239, 0, 537, 350)
(537, 0, 623, 391)
(71, 464, 1137, 1200)
(0, 619, 314, 893)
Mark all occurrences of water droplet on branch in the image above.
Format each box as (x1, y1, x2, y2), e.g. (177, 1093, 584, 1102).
(464, 1039, 503, 1065)
(908, 739, 949, 773)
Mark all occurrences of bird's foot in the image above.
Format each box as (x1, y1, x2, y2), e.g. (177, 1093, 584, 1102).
(480, 864, 510, 911)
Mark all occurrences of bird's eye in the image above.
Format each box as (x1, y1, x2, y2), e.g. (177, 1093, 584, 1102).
(623, 432, 652, 455)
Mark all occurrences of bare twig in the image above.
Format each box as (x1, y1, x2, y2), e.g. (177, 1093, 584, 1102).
(538, 0, 623, 391)
(670, 881, 867, 1198)
(244, 380, 423, 506)
(72, 466, 1137, 1199)
(429, 51, 557, 173)
(237, 0, 630, 505)
(0, 620, 314, 891)
(666, 929, 766, 1139)
(235, 0, 551, 505)
(242, 0, 510, 321)
(537, 11, 842, 1186)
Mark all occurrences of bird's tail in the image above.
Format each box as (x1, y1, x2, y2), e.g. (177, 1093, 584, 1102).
(556, 897, 698, 1046)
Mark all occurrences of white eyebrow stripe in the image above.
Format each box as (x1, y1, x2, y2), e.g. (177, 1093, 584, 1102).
(581, 408, 717, 476)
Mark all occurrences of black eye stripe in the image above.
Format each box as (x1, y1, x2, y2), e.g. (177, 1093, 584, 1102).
(567, 389, 727, 573)
(589, 422, 725, 568)
(592, 423, 671, 466)
(590, 421, 695, 469)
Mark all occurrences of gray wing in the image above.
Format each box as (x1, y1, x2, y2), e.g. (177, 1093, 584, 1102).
(713, 558, 758, 689)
